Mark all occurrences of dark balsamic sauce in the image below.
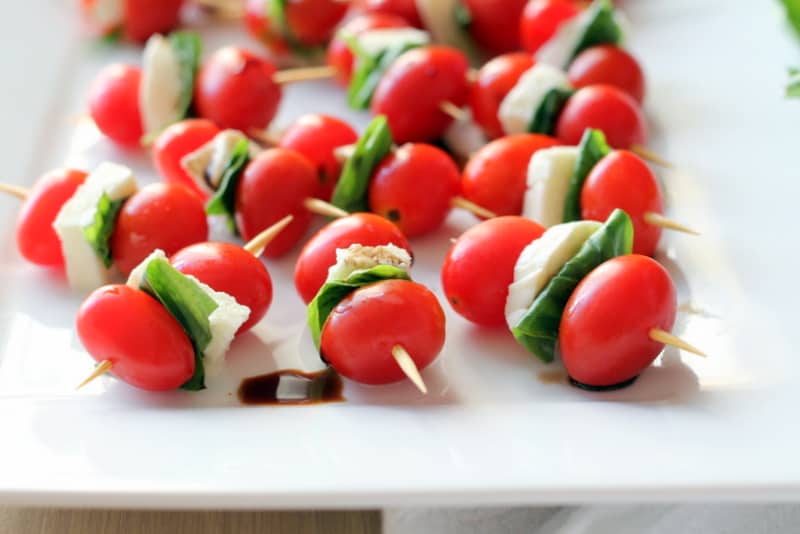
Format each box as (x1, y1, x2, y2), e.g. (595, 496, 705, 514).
(238, 369, 344, 406)
(568, 375, 639, 392)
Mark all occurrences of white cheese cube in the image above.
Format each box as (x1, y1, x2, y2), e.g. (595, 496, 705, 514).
(356, 28, 431, 56)
(443, 109, 488, 160)
(181, 129, 257, 194)
(498, 64, 571, 135)
(522, 146, 580, 228)
(327, 244, 412, 283)
(140, 34, 183, 136)
(535, 9, 591, 69)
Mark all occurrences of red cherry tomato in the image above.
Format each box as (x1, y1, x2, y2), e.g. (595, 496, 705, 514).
(279, 114, 359, 201)
(110, 183, 208, 276)
(76, 284, 195, 391)
(441, 216, 544, 326)
(152, 119, 221, 198)
(244, 0, 290, 56)
(568, 45, 645, 104)
(519, 0, 580, 54)
(235, 148, 317, 258)
(372, 46, 470, 144)
(469, 53, 535, 139)
(88, 63, 143, 147)
(320, 279, 445, 385)
(16, 169, 88, 267)
(560, 255, 677, 389)
(123, 0, 183, 43)
(244, 0, 348, 53)
(294, 213, 412, 304)
(326, 13, 410, 85)
(171, 242, 272, 334)
(580, 151, 663, 257)
(194, 47, 282, 132)
(358, 0, 423, 28)
(368, 143, 460, 237)
(461, 133, 559, 216)
(556, 85, 647, 149)
(462, 0, 528, 55)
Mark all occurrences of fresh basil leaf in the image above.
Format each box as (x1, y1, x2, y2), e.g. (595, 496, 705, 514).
(788, 67, 800, 97)
(562, 128, 611, 222)
(571, 0, 623, 62)
(347, 39, 422, 109)
(454, 1, 472, 30)
(307, 264, 411, 349)
(511, 209, 633, 363)
(205, 138, 250, 235)
(331, 116, 394, 214)
(780, 0, 800, 38)
(169, 31, 202, 121)
(140, 258, 219, 391)
(527, 87, 574, 135)
(82, 192, 125, 268)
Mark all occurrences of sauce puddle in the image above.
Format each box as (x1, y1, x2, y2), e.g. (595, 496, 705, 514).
(537, 369, 567, 385)
(238, 369, 345, 406)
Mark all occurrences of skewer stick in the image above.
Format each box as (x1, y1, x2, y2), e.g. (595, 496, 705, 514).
(243, 214, 294, 257)
(644, 212, 699, 236)
(649, 328, 706, 357)
(391, 345, 428, 394)
(0, 183, 29, 200)
(248, 129, 282, 147)
(273, 65, 338, 85)
(451, 196, 496, 219)
(439, 101, 469, 122)
(631, 144, 672, 168)
(303, 198, 349, 219)
(76, 360, 114, 390)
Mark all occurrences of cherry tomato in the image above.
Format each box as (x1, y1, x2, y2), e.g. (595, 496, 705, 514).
(195, 47, 282, 132)
(326, 13, 410, 85)
(358, 0, 423, 28)
(368, 143, 460, 237)
(16, 169, 88, 267)
(442, 216, 544, 326)
(469, 53, 536, 139)
(294, 213, 412, 304)
(568, 45, 645, 103)
(171, 242, 272, 334)
(152, 119, 221, 198)
(235, 148, 317, 258)
(372, 46, 470, 144)
(279, 114, 359, 201)
(76, 284, 195, 391)
(245, 0, 348, 53)
(245, 0, 291, 56)
(110, 183, 208, 276)
(581, 151, 663, 256)
(123, 0, 183, 43)
(320, 279, 445, 385)
(461, 133, 559, 216)
(463, 0, 528, 55)
(88, 63, 143, 147)
(556, 85, 647, 149)
(560, 255, 677, 389)
(519, 0, 580, 54)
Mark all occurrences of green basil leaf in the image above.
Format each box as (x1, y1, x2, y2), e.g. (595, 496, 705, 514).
(511, 209, 633, 363)
(82, 192, 125, 268)
(527, 87, 574, 135)
(347, 40, 422, 109)
(562, 128, 611, 222)
(787, 67, 800, 97)
(780, 0, 800, 38)
(140, 258, 219, 391)
(571, 0, 623, 62)
(307, 264, 411, 349)
(454, 1, 472, 29)
(205, 138, 250, 235)
(331, 116, 394, 214)
(168, 31, 202, 121)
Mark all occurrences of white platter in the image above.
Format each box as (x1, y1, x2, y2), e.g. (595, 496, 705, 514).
(0, 0, 798, 508)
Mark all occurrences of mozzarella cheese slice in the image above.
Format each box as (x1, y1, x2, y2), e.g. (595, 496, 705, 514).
(181, 130, 257, 194)
(498, 64, 571, 135)
(535, 9, 592, 69)
(326, 244, 412, 283)
(522, 146, 580, 228)
(442, 108, 488, 160)
(505, 221, 601, 329)
(140, 34, 183, 137)
(356, 28, 431, 56)
(52, 162, 137, 291)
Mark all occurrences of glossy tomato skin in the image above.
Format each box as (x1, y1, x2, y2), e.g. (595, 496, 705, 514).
(88, 63, 143, 147)
(520, 0, 580, 54)
(152, 119, 221, 198)
(245, 0, 348, 52)
(294, 213, 411, 304)
(327, 13, 410, 85)
(560, 255, 677, 389)
(368, 143, 460, 237)
(245, 0, 290, 56)
(76, 284, 195, 391)
(461, 133, 559, 216)
(16, 169, 88, 267)
(111, 183, 209, 276)
(171, 242, 272, 334)
(470, 53, 535, 139)
(358, 0, 422, 28)
(123, 0, 183, 43)
(442, 216, 545, 326)
(372, 46, 470, 144)
(581, 151, 663, 257)
(235, 148, 318, 258)
(195, 47, 282, 132)
(320, 279, 445, 385)
(463, 0, 528, 55)
(279, 114, 359, 201)
(568, 45, 645, 103)
(556, 85, 647, 149)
